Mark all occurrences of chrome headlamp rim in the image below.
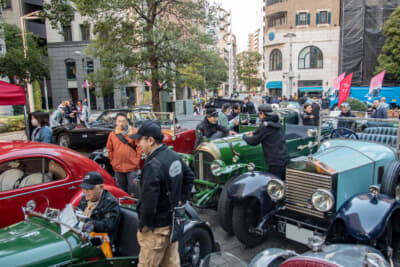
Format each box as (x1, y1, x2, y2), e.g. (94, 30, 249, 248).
(232, 155, 240, 163)
(311, 189, 335, 212)
(102, 147, 109, 157)
(210, 160, 224, 176)
(266, 178, 285, 201)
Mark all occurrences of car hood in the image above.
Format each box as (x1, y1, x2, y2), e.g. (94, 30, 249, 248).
(0, 218, 76, 266)
(290, 139, 396, 174)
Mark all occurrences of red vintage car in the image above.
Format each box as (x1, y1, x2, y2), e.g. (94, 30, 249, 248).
(0, 141, 130, 228)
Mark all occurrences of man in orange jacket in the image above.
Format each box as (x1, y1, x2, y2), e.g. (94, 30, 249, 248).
(106, 113, 142, 198)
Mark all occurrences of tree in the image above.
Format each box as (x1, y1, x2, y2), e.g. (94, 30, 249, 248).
(237, 51, 262, 93)
(177, 49, 228, 93)
(43, 0, 213, 111)
(375, 6, 400, 80)
(0, 23, 49, 84)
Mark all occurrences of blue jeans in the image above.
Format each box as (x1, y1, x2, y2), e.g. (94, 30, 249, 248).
(114, 170, 141, 198)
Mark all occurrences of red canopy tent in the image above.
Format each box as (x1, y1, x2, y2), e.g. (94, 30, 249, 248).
(0, 80, 29, 139)
(0, 80, 26, 105)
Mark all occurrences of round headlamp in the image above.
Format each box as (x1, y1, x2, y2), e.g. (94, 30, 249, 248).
(311, 189, 335, 212)
(247, 162, 255, 171)
(232, 155, 240, 163)
(210, 160, 224, 176)
(182, 158, 190, 167)
(267, 179, 285, 201)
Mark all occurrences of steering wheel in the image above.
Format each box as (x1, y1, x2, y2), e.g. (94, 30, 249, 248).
(330, 127, 359, 139)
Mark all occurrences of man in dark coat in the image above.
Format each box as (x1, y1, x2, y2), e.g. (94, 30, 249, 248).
(131, 121, 194, 267)
(243, 104, 289, 179)
(241, 97, 257, 114)
(194, 108, 235, 149)
(77, 171, 120, 244)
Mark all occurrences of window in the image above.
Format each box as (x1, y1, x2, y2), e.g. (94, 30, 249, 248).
(298, 46, 323, 69)
(1, 0, 11, 9)
(267, 12, 287, 27)
(0, 158, 66, 191)
(86, 58, 94, 74)
(63, 25, 72, 42)
(65, 59, 76, 80)
(267, 0, 286, 6)
(80, 24, 90, 41)
(298, 80, 323, 87)
(317, 11, 331, 24)
(269, 49, 282, 71)
(297, 12, 309, 25)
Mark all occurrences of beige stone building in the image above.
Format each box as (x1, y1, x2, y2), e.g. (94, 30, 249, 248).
(263, 0, 340, 97)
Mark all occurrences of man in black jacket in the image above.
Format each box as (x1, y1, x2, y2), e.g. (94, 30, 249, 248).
(241, 97, 257, 114)
(243, 104, 289, 179)
(194, 108, 236, 149)
(131, 121, 194, 267)
(77, 171, 120, 245)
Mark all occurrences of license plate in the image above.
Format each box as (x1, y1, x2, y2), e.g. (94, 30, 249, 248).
(285, 223, 315, 245)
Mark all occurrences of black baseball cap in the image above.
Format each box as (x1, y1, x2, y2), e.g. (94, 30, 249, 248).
(206, 108, 218, 117)
(79, 171, 104, 189)
(130, 120, 164, 140)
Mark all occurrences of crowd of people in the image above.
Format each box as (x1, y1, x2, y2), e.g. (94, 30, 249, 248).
(50, 98, 89, 127)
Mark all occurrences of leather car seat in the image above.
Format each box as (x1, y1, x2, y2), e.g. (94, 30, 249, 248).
(0, 169, 24, 191)
(115, 207, 140, 256)
(355, 133, 397, 147)
(18, 173, 48, 188)
(48, 160, 66, 180)
(364, 127, 398, 136)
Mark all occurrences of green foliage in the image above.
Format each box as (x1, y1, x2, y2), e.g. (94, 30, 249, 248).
(0, 115, 25, 133)
(0, 24, 49, 85)
(33, 80, 42, 111)
(346, 97, 367, 111)
(237, 51, 262, 91)
(43, 0, 214, 111)
(177, 49, 228, 92)
(41, 0, 75, 29)
(375, 6, 400, 80)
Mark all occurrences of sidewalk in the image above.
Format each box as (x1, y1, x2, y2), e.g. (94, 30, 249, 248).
(0, 130, 26, 142)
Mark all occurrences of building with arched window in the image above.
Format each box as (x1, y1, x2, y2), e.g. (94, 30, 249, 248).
(263, 0, 340, 97)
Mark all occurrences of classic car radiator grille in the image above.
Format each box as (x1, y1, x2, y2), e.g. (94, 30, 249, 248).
(285, 168, 333, 219)
(194, 151, 216, 182)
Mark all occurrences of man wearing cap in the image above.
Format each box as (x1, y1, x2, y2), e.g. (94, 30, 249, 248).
(131, 120, 194, 267)
(77, 171, 120, 244)
(243, 104, 289, 179)
(194, 107, 236, 149)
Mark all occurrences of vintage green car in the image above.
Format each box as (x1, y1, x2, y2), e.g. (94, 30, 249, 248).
(0, 199, 217, 267)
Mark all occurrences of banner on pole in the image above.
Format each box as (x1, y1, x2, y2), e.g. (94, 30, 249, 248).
(369, 70, 385, 95)
(338, 72, 353, 107)
(332, 72, 345, 92)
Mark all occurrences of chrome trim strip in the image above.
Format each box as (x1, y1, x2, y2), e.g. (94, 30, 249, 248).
(0, 180, 83, 201)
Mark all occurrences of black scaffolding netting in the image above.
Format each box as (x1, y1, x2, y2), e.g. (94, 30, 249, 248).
(339, 0, 400, 86)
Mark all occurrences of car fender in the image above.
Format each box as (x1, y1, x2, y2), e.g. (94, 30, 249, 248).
(329, 193, 400, 241)
(69, 185, 130, 208)
(227, 171, 276, 211)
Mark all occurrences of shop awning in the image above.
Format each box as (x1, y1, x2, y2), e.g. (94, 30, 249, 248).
(0, 80, 26, 105)
(266, 81, 282, 89)
(299, 87, 324, 92)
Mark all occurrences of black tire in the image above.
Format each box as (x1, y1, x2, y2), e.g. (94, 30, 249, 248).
(217, 179, 235, 234)
(232, 198, 266, 247)
(381, 160, 400, 198)
(57, 133, 71, 148)
(179, 227, 213, 267)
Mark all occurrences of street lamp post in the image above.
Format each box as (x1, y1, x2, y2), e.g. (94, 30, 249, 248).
(284, 33, 296, 97)
(74, 51, 91, 114)
(20, 11, 40, 112)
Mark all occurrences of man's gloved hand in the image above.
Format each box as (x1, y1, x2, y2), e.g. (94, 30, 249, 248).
(82, 221, 95, 233)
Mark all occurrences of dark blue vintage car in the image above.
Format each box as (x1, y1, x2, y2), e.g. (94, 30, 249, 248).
(223, 115, 400, 263)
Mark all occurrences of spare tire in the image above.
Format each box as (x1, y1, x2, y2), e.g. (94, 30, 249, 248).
(381, 160, 400, 200)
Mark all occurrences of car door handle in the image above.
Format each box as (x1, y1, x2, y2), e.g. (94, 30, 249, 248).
(68, 186, 77, 190)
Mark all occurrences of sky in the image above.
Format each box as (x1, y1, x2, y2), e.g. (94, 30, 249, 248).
(213, 0, 263, 52)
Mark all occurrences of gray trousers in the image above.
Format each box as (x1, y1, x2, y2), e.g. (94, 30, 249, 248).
(114, 170, 141, 198)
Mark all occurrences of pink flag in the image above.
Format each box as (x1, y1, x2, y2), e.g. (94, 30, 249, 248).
(369, 70, 385, 94)
(338, 73, 353, 107)
(145, 80, 152, 87)
(332, 72, 345, 92)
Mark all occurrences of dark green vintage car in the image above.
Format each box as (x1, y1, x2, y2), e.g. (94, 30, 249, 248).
(0, 199, 217, 267)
